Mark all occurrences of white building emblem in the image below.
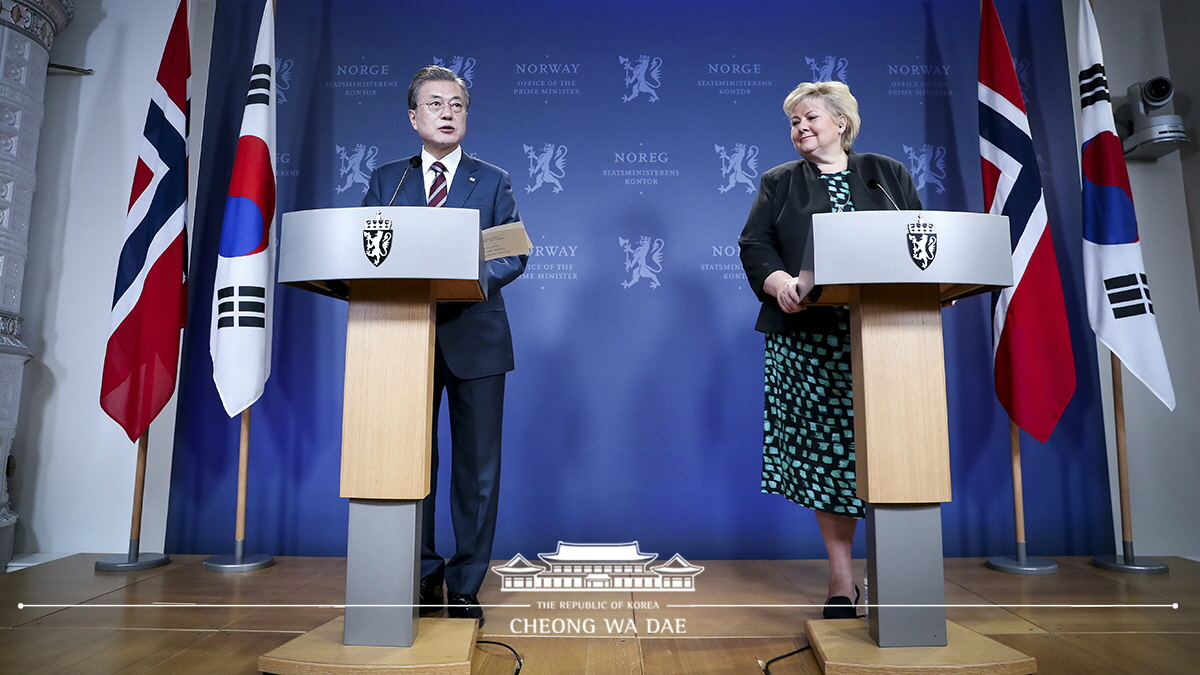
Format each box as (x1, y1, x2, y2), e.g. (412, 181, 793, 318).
(620, 55, 662, 102)
(715, 143, 759, 193)
(524, 143, 567, 193)
(335, 143, 377, 195)
(275, 58, 293, 104)
(806, 55, 849, 83)
(434, 55, 476, 87)
(903, 144, 948, 195)
(620, 236, 664, 289)
(491, 542, 704, 591)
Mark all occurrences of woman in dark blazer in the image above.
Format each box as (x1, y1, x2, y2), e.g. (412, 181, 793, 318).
(739, 81, 921, 619)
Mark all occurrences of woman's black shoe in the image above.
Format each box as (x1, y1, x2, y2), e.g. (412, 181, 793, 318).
(822, 585, 861, 620)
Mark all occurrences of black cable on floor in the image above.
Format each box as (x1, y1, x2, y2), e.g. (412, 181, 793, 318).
(476, 639, 523, 675)
(759, 644, 812, 674)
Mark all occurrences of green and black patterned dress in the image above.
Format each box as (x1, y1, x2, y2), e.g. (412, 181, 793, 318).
(761, 170, 863, 518)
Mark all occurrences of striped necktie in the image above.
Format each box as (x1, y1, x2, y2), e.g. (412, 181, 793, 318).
(428, 161, 448, 207)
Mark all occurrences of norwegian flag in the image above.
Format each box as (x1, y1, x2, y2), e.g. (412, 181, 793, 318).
(100, 0, 190, 442)
(210, 0, 276, 417)
(978, 0, 1076, 442)
(1078, 0, 1174, 410)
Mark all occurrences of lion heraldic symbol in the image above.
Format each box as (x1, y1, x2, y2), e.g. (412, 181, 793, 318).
(620, 55, 662, 102)
(716, 143, 759, 194)
(904, 144, 948, 195)
(806, 55, 848, 83)
(363, 211, 393, 267)
(907, 214, 937, 271)
(275, 58, 293, 104)
(433, 55, 475, 87)
(620, 236, 664, 289)
(335, 144, 377, 195)
(525, 143, 567, 193)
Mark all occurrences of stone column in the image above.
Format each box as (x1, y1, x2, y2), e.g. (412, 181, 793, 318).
(0, 0, 73, 570)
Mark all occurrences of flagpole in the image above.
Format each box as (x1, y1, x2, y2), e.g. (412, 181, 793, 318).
(985, 420, 1058, 574)
(1091, 353, 1168, 573)
(95, 432, 171, 571)
(236, 407, 250, 559)
(205, 407, 274, 572)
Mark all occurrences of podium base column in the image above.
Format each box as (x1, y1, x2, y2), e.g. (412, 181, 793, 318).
(346, 498, 422, 647)
(866, 503, 946, 647)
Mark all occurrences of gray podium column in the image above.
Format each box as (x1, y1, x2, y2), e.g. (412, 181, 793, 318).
(344, 499, 422, 646)
(0, 0, 73, 570)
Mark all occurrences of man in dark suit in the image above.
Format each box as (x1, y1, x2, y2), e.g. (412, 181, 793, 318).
(362, 65, 526, 624)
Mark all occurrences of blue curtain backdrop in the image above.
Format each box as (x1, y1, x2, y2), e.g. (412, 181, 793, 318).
(166, 0, 1113, 561)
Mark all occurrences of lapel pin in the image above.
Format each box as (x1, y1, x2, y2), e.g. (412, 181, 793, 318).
(469, 177, 476, 182)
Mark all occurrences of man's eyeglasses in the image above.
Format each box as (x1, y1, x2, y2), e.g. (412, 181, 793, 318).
(420, 99, 466, 115)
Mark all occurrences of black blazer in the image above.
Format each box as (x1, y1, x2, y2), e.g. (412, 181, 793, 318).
(738, 152, 922, 334)
(363, 152, 528, 379)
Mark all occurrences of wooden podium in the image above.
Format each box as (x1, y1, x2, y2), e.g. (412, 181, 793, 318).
(260, 206, 485, 674)
(799, 211, 1034, 674)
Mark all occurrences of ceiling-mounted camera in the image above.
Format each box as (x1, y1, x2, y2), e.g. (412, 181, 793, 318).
(1121, 76, 1188, 160)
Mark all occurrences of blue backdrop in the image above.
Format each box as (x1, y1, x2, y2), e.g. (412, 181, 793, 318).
(166, 0, 1113, 561)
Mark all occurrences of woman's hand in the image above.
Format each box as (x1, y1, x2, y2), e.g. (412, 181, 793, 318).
(764, 270, 814, 314)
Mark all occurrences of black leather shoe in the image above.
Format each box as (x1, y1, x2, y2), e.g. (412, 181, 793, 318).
(418, 572, 444, 617)
(447, 592, 484, 625)
(822, 586, 861, 620)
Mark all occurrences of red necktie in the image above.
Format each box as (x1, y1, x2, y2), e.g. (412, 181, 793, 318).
(428, 161, 448, 207)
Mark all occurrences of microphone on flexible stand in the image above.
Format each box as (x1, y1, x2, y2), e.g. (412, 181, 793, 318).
(387, 155, 423, 206)
(867, 178, 901, 211)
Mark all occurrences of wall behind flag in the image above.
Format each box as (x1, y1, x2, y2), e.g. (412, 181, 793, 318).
(164, 0, 1113, 560)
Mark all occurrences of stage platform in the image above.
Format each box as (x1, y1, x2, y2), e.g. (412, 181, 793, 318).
(1, 554, 1195, 674)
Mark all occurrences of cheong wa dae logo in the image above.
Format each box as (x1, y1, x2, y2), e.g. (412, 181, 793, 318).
(491, 542, 704, 591)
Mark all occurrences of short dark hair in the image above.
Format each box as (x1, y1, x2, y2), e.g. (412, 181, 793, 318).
(407, 65, 470, 111)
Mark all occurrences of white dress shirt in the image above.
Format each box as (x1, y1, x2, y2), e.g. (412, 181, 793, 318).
(421, 146, 463, 201)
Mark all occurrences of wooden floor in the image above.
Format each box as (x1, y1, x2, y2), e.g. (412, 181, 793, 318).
(1, 554, 1196, 674)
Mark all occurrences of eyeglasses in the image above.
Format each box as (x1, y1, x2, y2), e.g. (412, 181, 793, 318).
(420, 99, 466, 115)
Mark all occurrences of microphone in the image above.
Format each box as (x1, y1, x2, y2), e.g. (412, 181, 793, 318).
(867, 179, 901, 211)
(387, 155, 423, 206)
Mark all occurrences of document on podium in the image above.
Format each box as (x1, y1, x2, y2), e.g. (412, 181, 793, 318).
(483, 221, 532, 261)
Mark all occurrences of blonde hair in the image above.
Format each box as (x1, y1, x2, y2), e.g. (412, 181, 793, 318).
(783, 81, 860, 153)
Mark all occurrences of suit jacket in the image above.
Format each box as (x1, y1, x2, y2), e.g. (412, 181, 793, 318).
(363, 152, 527, 379)
(738, 151, 922, 334)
